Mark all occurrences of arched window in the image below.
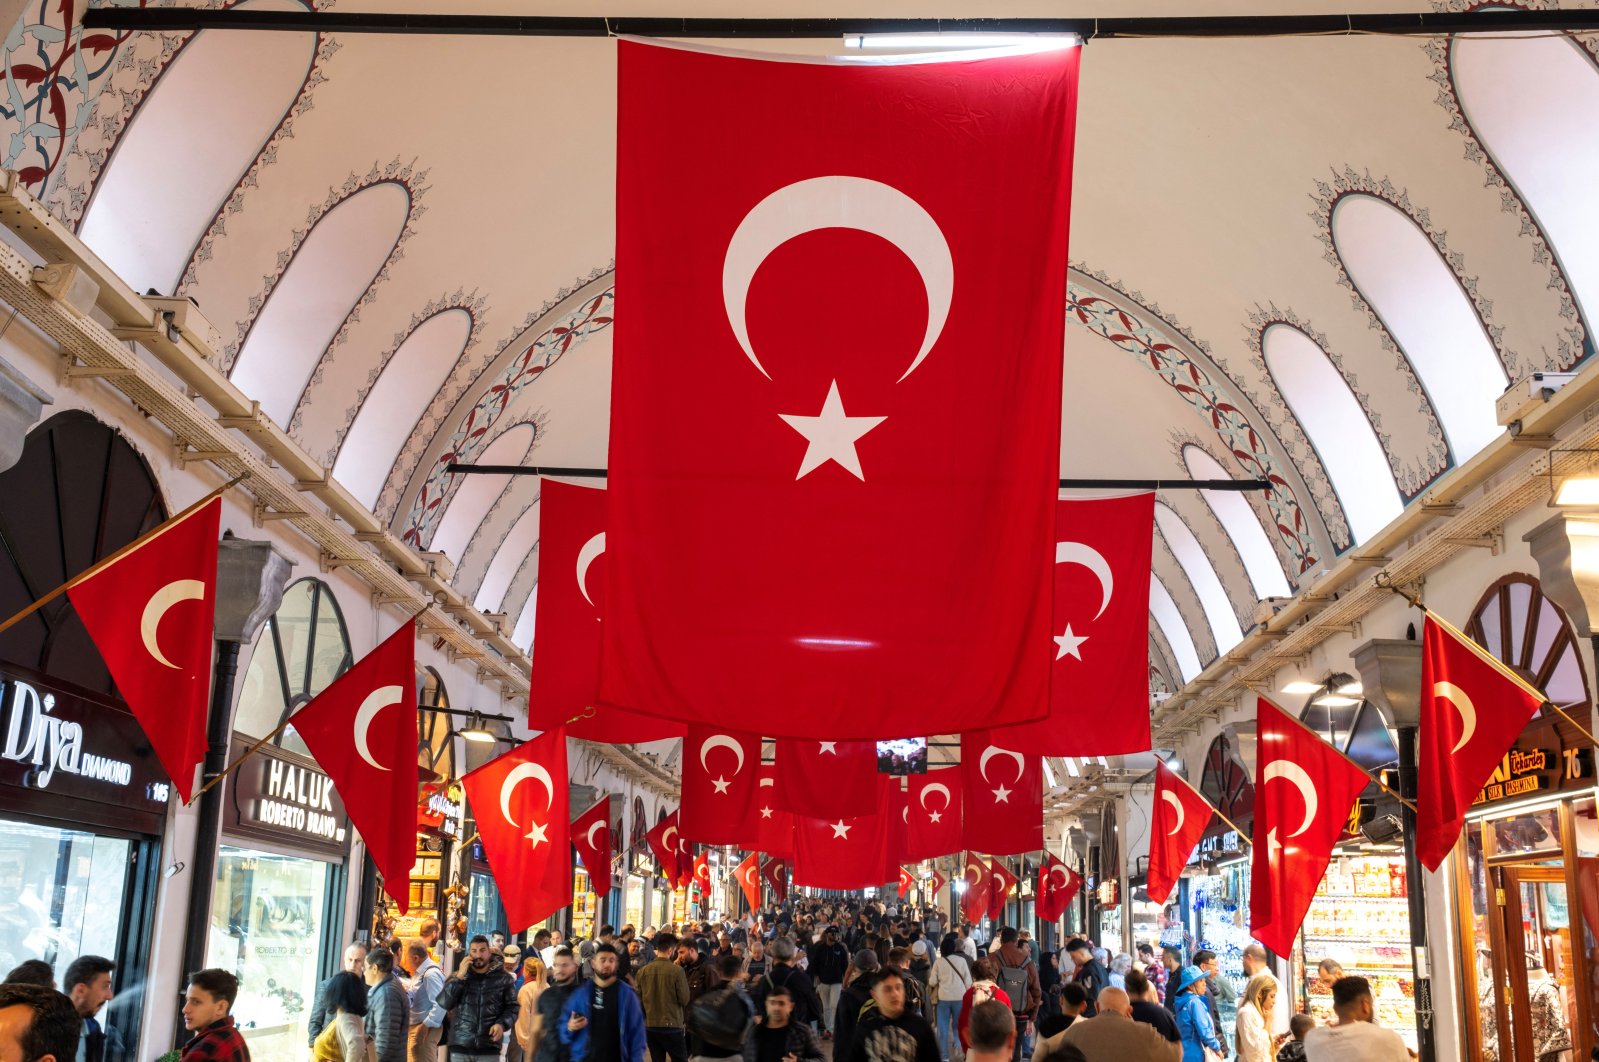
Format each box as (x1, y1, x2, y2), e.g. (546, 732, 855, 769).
(333, 309, 473, 508)
(1330, 194, 1506, 461)
(474, 500, 540, 613)
(1149, 575, 1203, 682)
(418, 667, 455, 781)
(427, 423, 538, 561)
(0, 411, 166, 697)
(1292, 672, 1397, 800)
(230, 181, 411, 425)
(78, 0, 317, 295)
(1453, 32, 1599, 330)
(1260, 325, 1403, 542)
(1154, 503, 1243, 655)
(1466, 574, 1589, 718)
(234, 578, 353, 757)
(1180, 446, 1291, 598)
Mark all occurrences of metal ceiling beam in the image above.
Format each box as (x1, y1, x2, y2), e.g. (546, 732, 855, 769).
(81, 7, 1599, 37)
(444, 463, 1274, 491)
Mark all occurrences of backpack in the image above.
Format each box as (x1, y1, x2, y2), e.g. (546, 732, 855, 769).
(995, 953, 1031, 1014)
(690, 986, 754, 1052)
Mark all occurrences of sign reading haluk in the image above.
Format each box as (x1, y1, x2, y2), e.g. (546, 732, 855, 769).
(226, 734, 350, 857)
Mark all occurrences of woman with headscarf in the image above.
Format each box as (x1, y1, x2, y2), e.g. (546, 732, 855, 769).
(1174, 965, 1224, 1062)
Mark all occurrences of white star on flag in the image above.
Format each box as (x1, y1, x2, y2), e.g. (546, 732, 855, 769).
(761, 806, 774, 819)
(819, 741, 838, 754)
(830, 820, 852, 839)
(992, 784, 1012, 804)
(526, 821, 549, 848)
(712, 775, 731, 795)
(778, 381, 885, 481)
(1053, 624, 1088, 661)
(928, 810, 943, 823)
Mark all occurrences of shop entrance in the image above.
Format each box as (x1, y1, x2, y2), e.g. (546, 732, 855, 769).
(1481, 862, 1584, 1062)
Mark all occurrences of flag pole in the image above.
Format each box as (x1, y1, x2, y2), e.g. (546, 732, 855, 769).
(1248, 684, 1419, 812)
(1375, 573, 1599, 746)
(1168, 768, 1253, 845)
(0, 472, 249, 639)
(186, 715, 291, 804)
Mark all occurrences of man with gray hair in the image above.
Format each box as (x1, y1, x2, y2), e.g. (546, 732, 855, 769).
(1058, 988, 1180, 1061)
(310, 943, 368, 1044)
(750, 938, 822, 1031)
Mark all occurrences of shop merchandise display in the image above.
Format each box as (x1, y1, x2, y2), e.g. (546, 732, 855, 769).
(1298, 856, 1417, 1050)
(1189, 869, 1250, 1048)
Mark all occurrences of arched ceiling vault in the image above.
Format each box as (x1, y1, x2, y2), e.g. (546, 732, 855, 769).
(13, 0, 1594, 705)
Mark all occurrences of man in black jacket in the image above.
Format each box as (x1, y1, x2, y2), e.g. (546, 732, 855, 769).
(430, 936, 519, 1062)
(842, 968, 940, 1062)
(741, 988, 822, 1062)
(536, 950, 581, 1062)
(806, 929, 847, 1041)
(1063, 941, 1107, 1019)
(749, 940, 822, 1032)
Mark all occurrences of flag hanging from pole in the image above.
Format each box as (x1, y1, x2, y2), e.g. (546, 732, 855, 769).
(602, 39, 1080, 737)
(460, 730, 571, 932)
(571, 799, 613, 882)
(761, 857, 789, 904)
(680, 726, 762, 844)
(647, 812, 682, 887)
(1146, 761, 1216, 906)
(736, 852, 762, 910)
(905, 766, 962, 861)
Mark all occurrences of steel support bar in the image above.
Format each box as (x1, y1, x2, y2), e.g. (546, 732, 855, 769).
(445, 462, 1273, 491)
(80, 7, 1599, 37)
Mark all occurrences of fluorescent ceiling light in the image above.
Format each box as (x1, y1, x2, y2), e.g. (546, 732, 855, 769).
(1312, 694, 1361, 708)
(1556, 477, 1599, 506)
(1336, 680, 1363, 696)
(461, 712, 497, 743)
(1281, 680, 1322, 695)
(843, 32, 1081, 50)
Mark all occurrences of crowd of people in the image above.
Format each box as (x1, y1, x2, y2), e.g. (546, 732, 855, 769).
(0, 899, 1430, 1062)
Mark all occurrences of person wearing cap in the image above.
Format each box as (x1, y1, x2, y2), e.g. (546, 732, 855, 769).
(833, 950, 879, 1057)
(506, 946, 524, 986)
(1173, 967, 1222, 1062)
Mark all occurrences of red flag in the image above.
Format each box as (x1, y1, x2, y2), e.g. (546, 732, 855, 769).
(676, 831, 693, 890)
(960, 732, 1042, 855)
(1417, 614, 1547, 871)
(748, 767, 796, 859)
(646, 811, 682, 887)
(528, 480, 683, 743)
(571, 799, 612, 882)
(1147, 762, 1215, 906)
(928, 869, 947, 899)
(992, 493, 1155, 755)
(680, 727, 762, 844)
(692, 850, 712, 893)
(735, 852, 762, 910)
(794, 778, 892, 889)
(65, 497, 219, 803)
(987, 859, 1017, 922)
(960, 852, 991, 925)
(1250, 699, 1369, 956)
(774, 738, 877, 820)
(884, 781, 909, 879)
(285, 621, 419, 912)
(602, 40, 1079, 737)
(761, 857, 789, 904)
(1037, 855, 1081, 922)
(461, 729, 570, 932)
(905, 766, 963, 861)
(897, 866, 916, 898)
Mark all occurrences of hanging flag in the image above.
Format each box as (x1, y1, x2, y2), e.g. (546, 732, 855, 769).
(527, 480, 684, 743)
(793, 778, 892, 889)
(960, 851, 991, 925)
(65, 496, 220, 803)
(987, 859, 1018, 922)
(1037, 855, 1081, 923)
(761, 857, 789, 904)
(905, 766, 963, 861)
(992, 493, 1155, 755)
(461, 729, 571, 932)
(286, 620, 419, 913)
(646, 811, 682, 887)
(675, 829, 693, 890)
(1250, 698, 1369, 956)
(960, 732, 1043, 855)
(692, 850, 712, 893)
(747, 767, 796, 859)
(680, 727, 762, 844)
(735, 852, 762, 910)
(897, 866, 916, 898)
(1146, 761, 1217, 906)
(1417, 614, 1548, 871)
(773, 738, 878, 820)
(602, 39, 1080, 737)
(884, 780, 909, 879)
(571, 799, 613, 883)
(928, 868, 948, 900)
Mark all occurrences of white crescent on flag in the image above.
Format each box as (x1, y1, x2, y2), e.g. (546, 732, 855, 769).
(352, 685, 403, 772)
(1262, 758, 1319, 838)
(140, 578, 206, 669)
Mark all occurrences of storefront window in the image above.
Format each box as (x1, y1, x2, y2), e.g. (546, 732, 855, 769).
(625, 876, 645, 929)
(1574, 797, 1599, 1054)
(1487, 805, 1564, 858)
(0, 819, 130, 989)
(1299, 855, 1416, 1050)
(234, 580, 353, 758)
(209, 845, 332, 1062)
(1189, 863, 1250, 1048)
(468, 868, 508, 939)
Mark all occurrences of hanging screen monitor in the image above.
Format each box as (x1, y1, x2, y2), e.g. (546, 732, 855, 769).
(877, 737, 928, 775)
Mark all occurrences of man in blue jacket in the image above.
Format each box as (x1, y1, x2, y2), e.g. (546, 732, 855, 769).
(561, 944, 647, 1062)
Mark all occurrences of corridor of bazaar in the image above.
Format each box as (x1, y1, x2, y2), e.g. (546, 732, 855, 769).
(0, 4, 1594, 1062)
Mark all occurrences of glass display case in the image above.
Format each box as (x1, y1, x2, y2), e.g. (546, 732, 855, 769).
(1188, 864, 1251, 1049)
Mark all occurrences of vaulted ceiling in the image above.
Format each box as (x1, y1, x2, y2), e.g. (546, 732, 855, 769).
(13, 0, 1598, 702)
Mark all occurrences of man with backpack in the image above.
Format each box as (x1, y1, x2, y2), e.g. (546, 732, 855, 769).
(687, 955, 753, 1062)
(993, 929, 1040, 1062)
(749, 940, 822, 1032)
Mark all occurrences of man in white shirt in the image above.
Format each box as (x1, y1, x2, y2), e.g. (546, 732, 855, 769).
(1303, 977, 1410, 1062)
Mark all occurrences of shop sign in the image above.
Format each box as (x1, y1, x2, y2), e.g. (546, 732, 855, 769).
(1096, 880, 1119, 908)
(1195, 830, 1241, 863)
(0, 667, 169, 826)
(418, 784, 464, 841)
(226, 736, 350, 857)
(1472, 723, 1593, 807)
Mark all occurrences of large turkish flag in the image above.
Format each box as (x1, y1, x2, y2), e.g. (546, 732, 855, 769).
(993, 493, 1154, 755)
(286, 621, 419, 913)
(461, 730, 570, 932)
(1146, 761, 1215, 906)
(761, 857, 789, 904)
(987, 859, 1018, 922)
(1249, 699, 1369, 956)
(960, 852, 991, 925)
(680, 727, 762, 844)
(905, 766, 963, 861)
(774, 738, 877, 820)
(603, 39, 1079, 737)
(527, 480, 683, 743)
(1417, 614, 1547, 871)
(1037, 855, 1081, 923)
(960, 731, 1042, 855)
(794, 778, 892, 889)
(67, 496, 219, 804)
(747, 767, 796, 859)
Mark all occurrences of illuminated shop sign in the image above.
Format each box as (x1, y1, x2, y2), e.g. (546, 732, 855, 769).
(227, 735, 350, 857)
(1473, 723, 1594, 807)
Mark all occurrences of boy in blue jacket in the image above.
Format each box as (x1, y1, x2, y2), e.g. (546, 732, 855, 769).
(561, 945, 647, 1062)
